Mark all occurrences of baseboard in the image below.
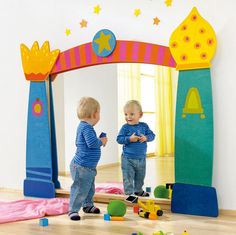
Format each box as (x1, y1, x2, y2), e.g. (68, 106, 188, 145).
(219, 209, 236, 216)
(59, 162, 121, 176)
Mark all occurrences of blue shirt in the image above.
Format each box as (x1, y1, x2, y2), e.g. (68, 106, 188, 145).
(73, 121, 103, 168)
(116, 122, 155, 159)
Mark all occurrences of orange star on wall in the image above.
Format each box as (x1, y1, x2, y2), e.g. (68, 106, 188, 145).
(80, 19, 88, 28)
(153, 17, 160, 25)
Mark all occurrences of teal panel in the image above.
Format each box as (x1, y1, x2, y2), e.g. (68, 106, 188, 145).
(175, 69, 213, 186)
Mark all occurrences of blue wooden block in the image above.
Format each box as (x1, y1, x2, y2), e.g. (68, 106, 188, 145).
(145, 187, 151, 193)
(171, 183, 218, 217)
(104, 213, 110, 221)
(39, 218, 49, 226)
(99, 132, 107, 138)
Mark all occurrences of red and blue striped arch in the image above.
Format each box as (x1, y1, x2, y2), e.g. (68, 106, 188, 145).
(50, 40, 176, 75)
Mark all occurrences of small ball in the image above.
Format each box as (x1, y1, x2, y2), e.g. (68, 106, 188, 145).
(154, 185, 169, 199)
(107, 200, 127, 216)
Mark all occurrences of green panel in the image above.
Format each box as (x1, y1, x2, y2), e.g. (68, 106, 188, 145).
(175, 69, 213, 186)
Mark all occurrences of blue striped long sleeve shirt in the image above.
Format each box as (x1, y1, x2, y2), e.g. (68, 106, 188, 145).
(73, 121, 103, 168)
(116, 122, 155, 159)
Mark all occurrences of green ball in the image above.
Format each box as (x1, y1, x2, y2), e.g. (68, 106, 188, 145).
(154, 185, 169, 199)
(107, 200, 127, 216)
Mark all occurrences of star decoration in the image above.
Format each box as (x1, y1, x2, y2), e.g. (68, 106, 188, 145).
(153, 17, 160, 25)
(94, 32, 111, 53)
(65, 28, 71, 36)
(93, 4, 101, 14)
(80, 19, 88, 28)
(134, 9, 141, 17)
(165, 0, 173, 7)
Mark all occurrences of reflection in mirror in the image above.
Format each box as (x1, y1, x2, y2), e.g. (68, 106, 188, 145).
(53, 63, 178, 198)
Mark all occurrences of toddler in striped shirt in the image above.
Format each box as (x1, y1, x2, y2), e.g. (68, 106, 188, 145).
(68, 97, 107, 221)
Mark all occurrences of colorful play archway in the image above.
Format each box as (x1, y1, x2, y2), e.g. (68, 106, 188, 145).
(21, 7, 216, 201)
(21, 39, 176, 198)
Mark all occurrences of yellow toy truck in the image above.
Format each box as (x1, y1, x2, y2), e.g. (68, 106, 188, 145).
(138, 199, 163, 220)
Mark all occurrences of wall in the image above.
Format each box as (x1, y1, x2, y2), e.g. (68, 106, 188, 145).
(0, 0, 235, 210)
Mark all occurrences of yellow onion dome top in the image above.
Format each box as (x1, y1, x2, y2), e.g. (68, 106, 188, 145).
(169, 7, 217, 70)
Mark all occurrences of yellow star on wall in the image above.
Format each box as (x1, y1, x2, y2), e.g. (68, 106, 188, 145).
(65, 28, 71, 36)
(134, 9, 141, 17)
(93, 4, 101, 14)
(153, 17, 160, 25)
(94, 32, 111, 53)
(165, 0, 173, 7)
(80, 19, 88, 28)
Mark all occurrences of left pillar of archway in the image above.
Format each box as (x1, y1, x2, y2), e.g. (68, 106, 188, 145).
(24, 80, 60, 198)
(20, 41, 61, 198)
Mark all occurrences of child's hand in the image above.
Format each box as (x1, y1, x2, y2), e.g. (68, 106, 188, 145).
(130, 133, 140, 142)
(100, 137, 108, 147)
(139, 134, 147, 143)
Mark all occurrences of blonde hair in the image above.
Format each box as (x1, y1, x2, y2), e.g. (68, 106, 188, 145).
(124, 100, 142, 113)
(77, 97, 100, 119)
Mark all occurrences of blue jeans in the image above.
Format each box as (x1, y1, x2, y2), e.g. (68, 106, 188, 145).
(121, 156, 146, 195)
(69, 161, 97, 213)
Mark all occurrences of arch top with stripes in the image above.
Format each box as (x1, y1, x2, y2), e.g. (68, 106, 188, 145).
(50, 40, 176, 76)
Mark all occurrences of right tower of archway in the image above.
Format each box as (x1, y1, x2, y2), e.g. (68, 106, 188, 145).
(169, 7, 217, 186)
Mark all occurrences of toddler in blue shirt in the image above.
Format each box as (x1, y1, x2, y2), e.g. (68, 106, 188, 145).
(117, 100, 155, 196)
(68, 97, 108, 220)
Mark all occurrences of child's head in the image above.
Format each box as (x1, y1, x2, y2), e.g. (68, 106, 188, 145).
(123, 100, 143, 125)
(77, 97, 100, 126)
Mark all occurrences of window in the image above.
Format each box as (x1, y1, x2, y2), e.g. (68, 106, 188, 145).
(118, 63, 178, 157)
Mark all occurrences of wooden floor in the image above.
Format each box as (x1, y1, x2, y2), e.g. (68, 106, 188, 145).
(0, 191, 236, 235)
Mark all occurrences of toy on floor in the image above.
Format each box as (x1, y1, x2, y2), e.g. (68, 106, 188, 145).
(133, 205, 140, 213)
(153, 231, 174, 235)
(137, 199, 163, 220)
(39, 218, 48, 226)
(103, 214, 124, 221)
(107, 200, 127, 216)
(154, 185, 169, 199)
(153, 231, 165, 235)
(146, 186, 151, 193)
(182, 230, 189, 235)
(166, 183, 174, 199)
(104, 200, 127, 221)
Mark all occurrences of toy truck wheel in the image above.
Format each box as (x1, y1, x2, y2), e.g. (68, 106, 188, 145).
(144, 212, 150, 218)
(156, 210, 163, 216)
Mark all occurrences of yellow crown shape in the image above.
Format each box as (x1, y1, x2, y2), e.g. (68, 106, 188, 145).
(169, 7, 217, 71)
(20, 41, 60, 81)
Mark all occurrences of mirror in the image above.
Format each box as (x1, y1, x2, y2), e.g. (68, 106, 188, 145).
(53, 63, 178, 199)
